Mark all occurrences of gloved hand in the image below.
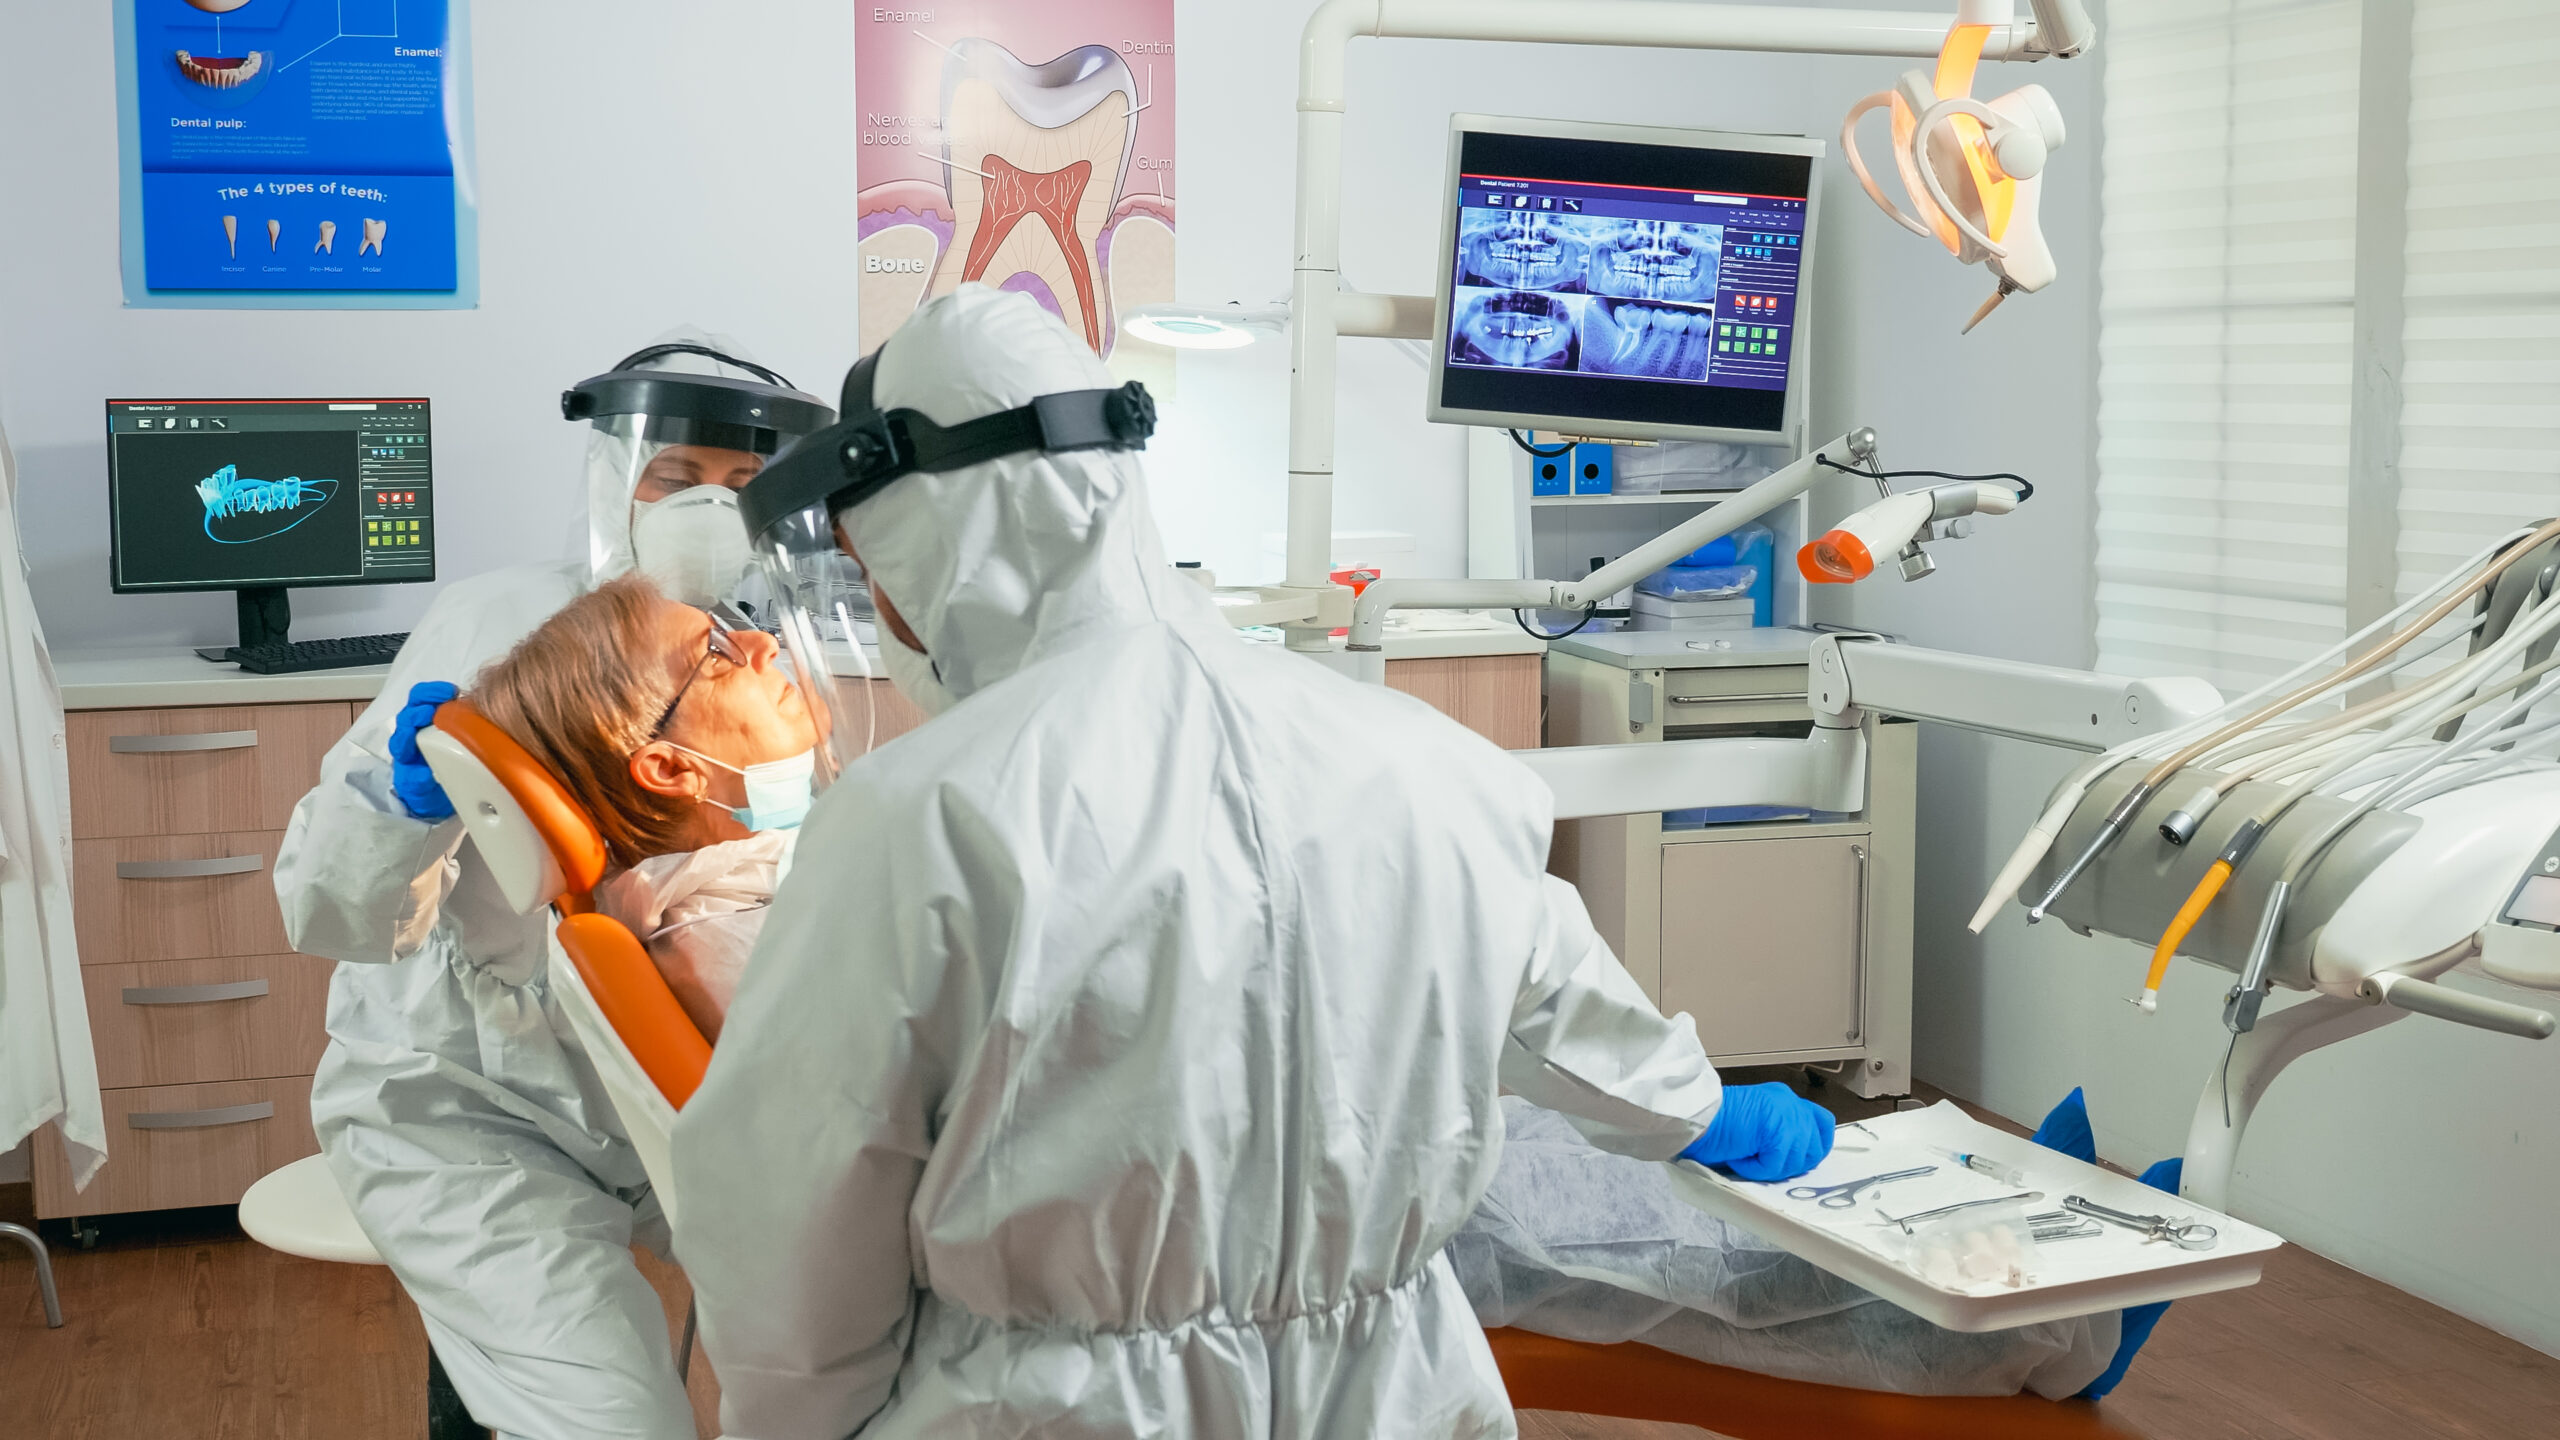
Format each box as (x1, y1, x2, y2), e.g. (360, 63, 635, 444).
(1678, 1082, 1836, 1182)
(388, 681, 459, 821)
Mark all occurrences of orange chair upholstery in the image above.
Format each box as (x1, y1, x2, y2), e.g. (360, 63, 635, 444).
(1487, 1329, 2145, 1439)
(430, 697, 712, 1108)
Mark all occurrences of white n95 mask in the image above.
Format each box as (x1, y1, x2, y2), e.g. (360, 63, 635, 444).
(632, 486, 752, 606)
(878, 623, 957, 718)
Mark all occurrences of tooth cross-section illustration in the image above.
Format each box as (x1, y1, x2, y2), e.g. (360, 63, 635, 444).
(359, 219, 387, 256)
(933, 39, 1139, 352)
(316, 221, 336, 255)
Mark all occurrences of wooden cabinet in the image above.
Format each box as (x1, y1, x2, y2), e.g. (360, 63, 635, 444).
(35, 698, 351, 1220)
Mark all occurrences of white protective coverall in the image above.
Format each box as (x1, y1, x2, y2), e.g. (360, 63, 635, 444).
(0, 416, 99, 1189)
(672, 286, 1727, 1439)
(276, 344, 772, 1440)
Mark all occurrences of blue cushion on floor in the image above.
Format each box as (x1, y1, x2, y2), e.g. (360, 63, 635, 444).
(2030, 1086, 2096, 1164)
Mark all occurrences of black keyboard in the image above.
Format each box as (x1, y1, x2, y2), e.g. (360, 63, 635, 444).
(233, 632, 411, 674)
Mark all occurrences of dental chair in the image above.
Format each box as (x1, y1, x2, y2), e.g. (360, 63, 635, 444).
(418, 700, 2145, 1440)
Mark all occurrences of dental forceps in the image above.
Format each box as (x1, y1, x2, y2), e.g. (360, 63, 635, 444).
(1787, 1165, 1936, 1209)
(2062, 1195, 2220, 1251)
(1875, 1191, 2043, 1233)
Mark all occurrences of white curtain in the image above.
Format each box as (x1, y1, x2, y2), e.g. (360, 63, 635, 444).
(2395, 0, 2560, 591)
(2093, 0, 2366, 696)
(2097, 0, 2560, 687)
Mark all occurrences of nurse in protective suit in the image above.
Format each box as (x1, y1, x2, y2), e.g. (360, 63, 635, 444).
(674, 286, 1834, 1438)
(273, 340, 831, 1440)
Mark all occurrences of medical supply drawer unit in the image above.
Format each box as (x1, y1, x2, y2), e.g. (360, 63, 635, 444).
(1544, 628, 1916, 1097)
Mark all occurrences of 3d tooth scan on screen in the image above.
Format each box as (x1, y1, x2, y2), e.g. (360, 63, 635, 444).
(106, 398, 434, 592)
(1430, 118, 1817, 443)
(193, 464, 339, 543)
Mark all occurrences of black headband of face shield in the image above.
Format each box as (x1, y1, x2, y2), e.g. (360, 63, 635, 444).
(736, 347, 1157, 542)
(610, 342, 797, 393)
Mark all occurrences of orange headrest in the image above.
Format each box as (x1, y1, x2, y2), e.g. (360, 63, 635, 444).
(430, 697, 611, 904)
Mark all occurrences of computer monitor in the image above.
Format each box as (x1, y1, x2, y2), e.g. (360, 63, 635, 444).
(1427, 116, 1821, 446)
(106, 397, 434, 652)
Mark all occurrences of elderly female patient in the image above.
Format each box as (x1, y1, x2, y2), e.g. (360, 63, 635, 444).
(461, 575, 2140, 1403)
(466, 574, 819, 1040)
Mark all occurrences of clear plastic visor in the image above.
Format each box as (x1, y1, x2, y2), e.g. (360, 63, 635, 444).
(750, 501, 881, 779)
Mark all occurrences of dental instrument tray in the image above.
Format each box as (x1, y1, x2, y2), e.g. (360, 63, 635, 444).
(1666, 1101, 2281, 1332)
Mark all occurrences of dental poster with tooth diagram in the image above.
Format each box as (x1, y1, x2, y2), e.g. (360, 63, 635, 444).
(115, 0, 478, 308)
(855, 2, 1174, 389)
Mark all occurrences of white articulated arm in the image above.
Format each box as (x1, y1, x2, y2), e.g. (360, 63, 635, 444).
(1809, 635, 2222, 752)
(1519, 723, 1867, 822)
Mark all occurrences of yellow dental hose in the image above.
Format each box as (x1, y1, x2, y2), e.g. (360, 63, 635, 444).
(2132, 523, 2560, 1007)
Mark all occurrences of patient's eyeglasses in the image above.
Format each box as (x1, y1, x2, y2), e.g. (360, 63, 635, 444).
(651, 602, 755, 736)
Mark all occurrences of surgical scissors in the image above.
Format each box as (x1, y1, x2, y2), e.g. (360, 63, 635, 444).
(1787, 1165, 1937, 1208)
(2062, 1195, 2219, 1251)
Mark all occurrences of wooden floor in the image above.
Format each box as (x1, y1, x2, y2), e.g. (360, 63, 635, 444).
(6, 1082, 2556, 1438)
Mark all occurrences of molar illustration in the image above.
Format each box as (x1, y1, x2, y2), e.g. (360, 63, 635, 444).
(359, 219, 386, 256)
(933, 39, 1141, 352)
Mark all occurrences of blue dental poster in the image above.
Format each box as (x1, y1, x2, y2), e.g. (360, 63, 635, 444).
(116, 0, 478, 308)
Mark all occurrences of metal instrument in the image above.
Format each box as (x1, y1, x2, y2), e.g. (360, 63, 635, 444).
(1786, 1165, 1937, 1209)
(2026, 1210, 2104, 1242)
(2061, 1195, 2220, 1250)
(1875, 1190, 2043, 1233)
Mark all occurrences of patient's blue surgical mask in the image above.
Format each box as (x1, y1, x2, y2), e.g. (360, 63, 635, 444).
(672, 744, 816, 831)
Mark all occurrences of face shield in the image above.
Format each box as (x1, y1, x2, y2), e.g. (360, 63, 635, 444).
(736, 344, 1158, 775)
(561, 344, 835, 606)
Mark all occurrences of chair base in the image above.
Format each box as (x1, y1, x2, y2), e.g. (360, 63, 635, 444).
(1, 1221, 63, 1328)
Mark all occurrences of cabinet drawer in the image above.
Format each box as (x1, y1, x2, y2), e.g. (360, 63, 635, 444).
(72, 830, 289, 966)
(1659, 833, 1866, 1058)
(1664, 665, 1809, 704)
(81, 953, 334, 1089)
(69, 703, 353, 840)
(31, 1076, 318, 1219)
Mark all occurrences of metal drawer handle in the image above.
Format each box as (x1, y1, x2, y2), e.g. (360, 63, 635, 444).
(108, 729, 259, 753)
(128, 1101, 274, 1130)
(116, 854, 265, 880)
(1669, 692, 1805, 705)
(122, 979, 270, 1006)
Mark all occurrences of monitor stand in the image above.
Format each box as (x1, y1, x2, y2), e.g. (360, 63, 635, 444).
(193, 586, 291, 663)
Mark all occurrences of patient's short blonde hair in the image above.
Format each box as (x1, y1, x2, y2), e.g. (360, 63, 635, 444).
(469, 574, 695, 868)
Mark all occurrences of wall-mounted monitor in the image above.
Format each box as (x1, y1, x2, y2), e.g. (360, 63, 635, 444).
(1427, 115, 1821, 446)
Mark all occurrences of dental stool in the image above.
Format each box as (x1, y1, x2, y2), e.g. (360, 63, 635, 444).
(235, 1131, 484, 1436)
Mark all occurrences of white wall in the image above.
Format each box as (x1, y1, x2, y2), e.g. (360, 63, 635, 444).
(9, 0, 2546, 1358)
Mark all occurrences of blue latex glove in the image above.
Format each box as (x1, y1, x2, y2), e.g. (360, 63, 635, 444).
(1679, 1082, 1836, 1182)
(388, 681, 459, 821)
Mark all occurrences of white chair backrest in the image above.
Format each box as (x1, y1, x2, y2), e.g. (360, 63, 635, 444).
(418, 727, 564, 916)
(546, 942, 683, 1227)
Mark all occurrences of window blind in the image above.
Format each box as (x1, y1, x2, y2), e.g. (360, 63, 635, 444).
(2395, 0, 2560, 594)
(2094, 1, 2365, 697)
